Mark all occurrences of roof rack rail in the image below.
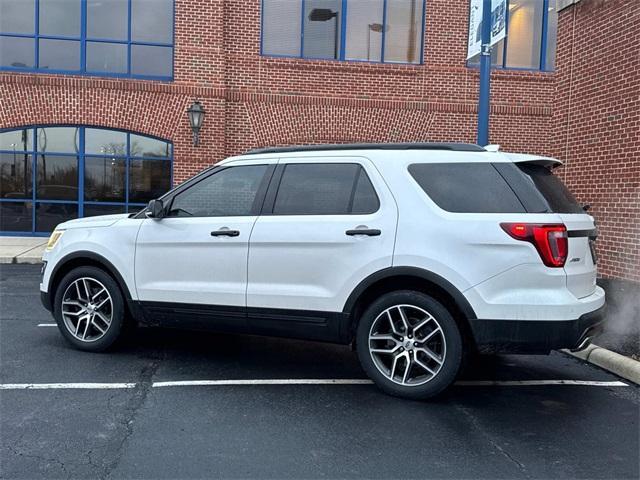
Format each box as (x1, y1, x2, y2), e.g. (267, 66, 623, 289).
(245, 142, 486, 155)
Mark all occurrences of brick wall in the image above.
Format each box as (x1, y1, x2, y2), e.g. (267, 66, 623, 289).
(553, 0, 640, 281)
(0, 0, 636, 281)
(0, 0, 556, 177)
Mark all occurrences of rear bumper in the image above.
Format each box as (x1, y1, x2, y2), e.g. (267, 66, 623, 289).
(469, 304, 606, 354)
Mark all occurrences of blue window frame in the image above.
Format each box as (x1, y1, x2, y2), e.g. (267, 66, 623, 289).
(0, 0, 174, 80)
(261, 0, 426, 64)
(0, 126, 173, 235)
(467, 0, 558, 71)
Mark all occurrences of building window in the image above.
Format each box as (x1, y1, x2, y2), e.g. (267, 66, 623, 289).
(0, 126, 173, 234)
(261, 0, 425, 64)
(0, 0, 174, 80)
(468, 0, 558, 71)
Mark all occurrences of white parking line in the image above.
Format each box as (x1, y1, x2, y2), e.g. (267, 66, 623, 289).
(0, 379, 628, 390)
(0, 382, 136, 390)
(455, 380, 628, 387)
(152, 379, 375, 387)
(37, 323, 57, 327)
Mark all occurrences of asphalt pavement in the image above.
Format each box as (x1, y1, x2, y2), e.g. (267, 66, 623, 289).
(1, 265, 639, 479)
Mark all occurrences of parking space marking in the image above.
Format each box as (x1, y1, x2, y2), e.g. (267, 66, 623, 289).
(0, 379, 628, 390)
(152, 379, 375, 387)
(0, 382, 137, 390)
(455, 380, 628, 387)
(37, 323, 57, 327)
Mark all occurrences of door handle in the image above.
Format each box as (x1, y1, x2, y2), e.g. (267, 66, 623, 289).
(211, 229, 240, 237)
(345, 228, 381, 237)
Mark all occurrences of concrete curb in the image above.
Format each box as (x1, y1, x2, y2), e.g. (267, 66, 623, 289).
(564, 344, 640, 385)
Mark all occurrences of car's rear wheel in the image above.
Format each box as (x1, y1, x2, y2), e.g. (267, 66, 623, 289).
(356, 290, 463, 399)
(53, 266, 126, 352)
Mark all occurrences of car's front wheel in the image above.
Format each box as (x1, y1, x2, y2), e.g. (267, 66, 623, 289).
(53, 266, 126, 352)
(356, 290, 463, 399)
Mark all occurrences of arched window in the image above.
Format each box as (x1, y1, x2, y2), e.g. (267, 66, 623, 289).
(0, 126, 173, 234)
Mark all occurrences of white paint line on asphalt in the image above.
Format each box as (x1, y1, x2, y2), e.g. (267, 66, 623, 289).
(455, 380, 628, 387)
(0, 379, 628, 391)
(0, 382, 137, 390)
(152, 379, 375, 387)
(37, 323, 57, 327)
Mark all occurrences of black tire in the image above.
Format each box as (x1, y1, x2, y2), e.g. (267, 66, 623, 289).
(53, 266, 126, 352)
(356, 290, 463, 400)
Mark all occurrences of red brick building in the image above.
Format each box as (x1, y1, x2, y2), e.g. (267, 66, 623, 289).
(0, 0, 637, 282)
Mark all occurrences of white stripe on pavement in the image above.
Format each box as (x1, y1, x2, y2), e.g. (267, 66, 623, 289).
(152, 379, 375, 387)
(37, 323, 57, 327)
(0, 382, 137, 390)
(0, 379, 628, 390)
(455, 380, 628, 387)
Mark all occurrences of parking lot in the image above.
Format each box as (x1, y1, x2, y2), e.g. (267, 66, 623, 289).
(1, 264, 638, 479)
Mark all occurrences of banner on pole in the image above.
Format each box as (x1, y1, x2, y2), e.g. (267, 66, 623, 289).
(467, 0, 507, 60)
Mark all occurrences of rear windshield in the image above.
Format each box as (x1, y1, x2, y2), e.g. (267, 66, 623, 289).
(516, 164, 584, 214)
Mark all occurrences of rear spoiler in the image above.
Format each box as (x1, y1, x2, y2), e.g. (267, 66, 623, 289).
(503, 153, 563, 169)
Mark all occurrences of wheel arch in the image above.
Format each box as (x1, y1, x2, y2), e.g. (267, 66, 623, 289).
(45, 251, 133, 311)
(342, 267, 477, 347)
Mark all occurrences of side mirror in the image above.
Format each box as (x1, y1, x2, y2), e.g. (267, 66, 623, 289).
(145, 199, 164, 219)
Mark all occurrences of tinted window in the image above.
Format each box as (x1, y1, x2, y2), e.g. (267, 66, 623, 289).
(36, 154, 78, 200)
(517, 164, 583, 214)
(129, 159, 171, 203)
(273, 163, 378, 215)
(409, 163, 526, 213)
(168, 165, 268, 217)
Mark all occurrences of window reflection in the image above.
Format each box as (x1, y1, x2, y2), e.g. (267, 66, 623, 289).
(0, 126, 172, 233)
(37, 155, 78, 200)
(129, 159, 171, 203)
(0, 153, 32, 199)
(85, 156, 126, 202)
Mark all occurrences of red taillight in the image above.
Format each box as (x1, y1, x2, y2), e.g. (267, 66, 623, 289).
(501, 223, 568, 268)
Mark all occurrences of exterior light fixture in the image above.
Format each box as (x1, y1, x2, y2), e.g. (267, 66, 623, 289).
(187, 99, 206, 146)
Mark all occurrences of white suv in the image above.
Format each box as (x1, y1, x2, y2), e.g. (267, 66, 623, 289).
(40, 143, 605, 399)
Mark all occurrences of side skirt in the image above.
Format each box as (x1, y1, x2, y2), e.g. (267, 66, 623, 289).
(135, 301, 350, 344)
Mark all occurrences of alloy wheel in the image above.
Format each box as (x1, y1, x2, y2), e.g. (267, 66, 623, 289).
(61, 277, 113, 342)
(368, 304, 446, 386)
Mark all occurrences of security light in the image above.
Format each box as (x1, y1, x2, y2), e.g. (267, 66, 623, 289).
(187, 99, 206, 146)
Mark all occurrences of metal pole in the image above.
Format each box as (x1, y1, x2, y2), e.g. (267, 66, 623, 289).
(477, 0, 492, 146)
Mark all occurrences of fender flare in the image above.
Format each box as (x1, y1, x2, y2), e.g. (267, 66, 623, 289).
(45, 251, 133, 309)
(342, 266, 477, 320)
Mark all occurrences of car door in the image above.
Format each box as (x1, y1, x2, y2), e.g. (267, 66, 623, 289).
(247, 157, 398, 331)
(135, 160, 275, 323)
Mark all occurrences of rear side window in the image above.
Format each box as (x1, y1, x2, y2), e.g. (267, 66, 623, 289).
(408, 163, 526, 213)
(273, 163, 379, 215)
(516, 164, 584, 214)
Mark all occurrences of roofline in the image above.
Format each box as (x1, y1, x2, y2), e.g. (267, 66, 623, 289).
(245, 142, 487, 155)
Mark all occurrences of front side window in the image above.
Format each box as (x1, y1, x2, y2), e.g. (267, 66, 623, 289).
(262, 0, 425, 64)
(0, 126, 173, 233)
(272, 163, 379, 215)
(468, 0, 558, 71)
(168, 166, 269, 218)
(0, 0, 174, 79)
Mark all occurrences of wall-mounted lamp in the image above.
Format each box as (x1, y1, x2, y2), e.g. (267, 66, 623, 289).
(187, 99, 206, 146)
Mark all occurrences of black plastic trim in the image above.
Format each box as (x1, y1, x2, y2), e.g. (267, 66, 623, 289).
(469, 304, 606, 354)
(568, 229, 598, 239)
(342, 266, 477, 320)
(246, 143, 486, 155)
(137, 301, 350, 343)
